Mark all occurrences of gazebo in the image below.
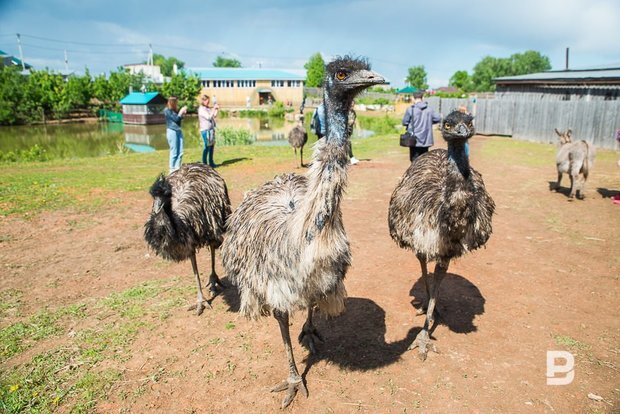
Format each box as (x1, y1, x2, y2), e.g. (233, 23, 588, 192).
(396, 86, 418, 102)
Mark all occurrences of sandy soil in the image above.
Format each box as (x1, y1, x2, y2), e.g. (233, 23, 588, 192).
(1, 135, 618, 413)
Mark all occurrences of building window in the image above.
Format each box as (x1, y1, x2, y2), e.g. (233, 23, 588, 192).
(271, 80, 284, 87)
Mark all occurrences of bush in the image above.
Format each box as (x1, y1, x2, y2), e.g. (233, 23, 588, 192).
(0, 144, 50, 163)
(267, 102, 289, 118)
(216, 127, 254, 146)
(358, 115, 400, 135)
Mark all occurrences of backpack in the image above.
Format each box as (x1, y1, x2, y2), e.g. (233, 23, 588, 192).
(310, 108, 321, 135)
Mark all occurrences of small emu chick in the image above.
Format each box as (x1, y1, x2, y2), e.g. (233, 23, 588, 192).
(144, 163, 232, 315)
(288, 113, 308, 167)
(388, 110, 495, 360)
(553, 128, 595, 199)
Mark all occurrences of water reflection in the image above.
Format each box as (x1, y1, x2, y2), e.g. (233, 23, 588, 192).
(0, 115, 374, 160)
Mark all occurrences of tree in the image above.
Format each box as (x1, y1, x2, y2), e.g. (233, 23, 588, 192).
(213, 56, 242, 68)
(161, 72, 201, 112)
(304, 53, 325, 87)
(151, 53, 185, 77)
(405, 66, 428, 91)
(469, 50, 552, 92)
(0, 66, 28, 125)
(449, 70, 472, 92)
(510, 50, 551, 75)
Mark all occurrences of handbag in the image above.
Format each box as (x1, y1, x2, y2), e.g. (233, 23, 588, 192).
(400, 105, 418, 147)
(399, 131, 417, 147)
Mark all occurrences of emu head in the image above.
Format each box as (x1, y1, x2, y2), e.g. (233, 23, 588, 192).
(149, 174, 173, 217)
(441, 110, 475, 143)
(554, 128, 572, 145)
(324, 56, 385, 106)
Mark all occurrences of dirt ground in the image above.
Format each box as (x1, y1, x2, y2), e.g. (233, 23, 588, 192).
(1, 134, 619, 413)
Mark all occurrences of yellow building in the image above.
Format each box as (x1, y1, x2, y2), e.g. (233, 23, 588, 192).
(188, 68, 305, 108)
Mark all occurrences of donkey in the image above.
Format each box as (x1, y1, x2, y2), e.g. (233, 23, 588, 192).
(553, 128, 595, 199)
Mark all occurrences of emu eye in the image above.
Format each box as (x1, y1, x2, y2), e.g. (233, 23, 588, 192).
(444, 123, 452, 130)
(335, 71, 347, 81)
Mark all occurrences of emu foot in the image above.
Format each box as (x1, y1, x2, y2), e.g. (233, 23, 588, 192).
(271, 375, 308, 409)
(298, 325, 324, 355)
(412, 300, 442, 320)
(187, 299, 212, 316)
(208, 274, 227, 298)
(409, 329, 438, 361)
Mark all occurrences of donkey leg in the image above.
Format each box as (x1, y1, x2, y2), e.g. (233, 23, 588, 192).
(555, 172, 562, 191)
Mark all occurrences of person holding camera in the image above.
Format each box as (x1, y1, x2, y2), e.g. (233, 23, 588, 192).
(401, 91, 440, 162)
(164, 96, 187, 172)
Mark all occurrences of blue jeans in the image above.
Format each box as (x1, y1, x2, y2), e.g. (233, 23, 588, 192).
(166, 128, 183, 172)
(201, 130, 216, 167)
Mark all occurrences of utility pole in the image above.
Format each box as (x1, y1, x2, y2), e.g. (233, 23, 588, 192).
(16, 33, 26, 71)
(148, 43, 153, 66)
(565, 47, 570, 70)
(64, 49, 69, 72)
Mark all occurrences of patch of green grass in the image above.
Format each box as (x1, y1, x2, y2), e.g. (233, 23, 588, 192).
(0, 289, 23, 319)
(555, 335, 591, 350)
(0, 310, 63, 362)
(101, 281, 163, 319)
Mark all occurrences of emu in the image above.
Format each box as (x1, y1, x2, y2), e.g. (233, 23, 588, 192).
(222, 56, 384, 408)
(553, 128, 595, 199)
(144, 163, 232, 315)
(388, 110, 495, 361)
(288, 113, 308, 167)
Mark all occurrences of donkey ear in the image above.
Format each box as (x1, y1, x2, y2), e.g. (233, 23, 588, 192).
(567, 129, 572, 137)
(554, 128, 561, 136)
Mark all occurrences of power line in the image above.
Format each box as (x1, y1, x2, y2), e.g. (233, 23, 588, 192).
(1, 42, 147, 55)
(19, 33, 145, 47)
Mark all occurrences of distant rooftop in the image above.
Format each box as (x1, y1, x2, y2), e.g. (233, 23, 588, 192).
(187, 68, 305, 81)
(0, 49, 33, 69)
(495, 64, 620, 84)
(120, 92, 165, 105)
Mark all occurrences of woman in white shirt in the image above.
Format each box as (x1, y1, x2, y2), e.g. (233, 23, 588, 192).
(198, 95, 219, 167)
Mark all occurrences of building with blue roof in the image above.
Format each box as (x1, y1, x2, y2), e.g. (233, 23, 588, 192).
(187, 67, 305, 107)
(120, 92, 167, 124)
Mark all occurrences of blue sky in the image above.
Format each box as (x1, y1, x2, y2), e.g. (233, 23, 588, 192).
(1, 0, 619, 88)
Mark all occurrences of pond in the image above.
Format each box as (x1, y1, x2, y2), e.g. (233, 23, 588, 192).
(0, 116, 374, 161)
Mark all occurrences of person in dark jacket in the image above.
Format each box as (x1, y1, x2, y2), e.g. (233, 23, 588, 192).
(402, 91, 441, 162)
(164, 96, 187, 172)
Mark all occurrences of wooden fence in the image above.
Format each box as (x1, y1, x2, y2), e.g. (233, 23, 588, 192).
(426, 97, 620, 149)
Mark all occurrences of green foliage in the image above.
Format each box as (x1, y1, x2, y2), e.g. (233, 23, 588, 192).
(304, 53, 325, 87)
(358, 115, 399, 135)
(0, 67, 28, 125)
(356, 97, 392, 105)
(267, 101, 289, 118)
(449, 70, 472, 92)
(217, 127, 254, 146)
(469, 50, 552, 92)
(0, 144, 49, 163)
(405, 65, 428, 90)
(213, 55, 242, 68)
(161, 72, 201, 112)
(152, 53, 185, 77)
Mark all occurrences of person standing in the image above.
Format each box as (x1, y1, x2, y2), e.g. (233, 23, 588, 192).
(401, 91, 440, 162)
(164, 96, 187, 172)
(198, 94, 219, 168)
(347, 105, 360, 165)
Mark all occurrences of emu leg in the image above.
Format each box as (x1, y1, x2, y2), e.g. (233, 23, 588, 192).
(300, 146, 304, 168)
(207, 245, 226, 298)
(410, 260, 447, 361)
(414, 256, 430, 315)
(271, 310, 308, 408)
(188, 252, 209, 316)
(298, 306, 323, 354)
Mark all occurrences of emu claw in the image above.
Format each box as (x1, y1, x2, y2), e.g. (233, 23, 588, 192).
(187, 300, 212, 316)
(408, 329, 438, 361)
(208, 275, 227, 295)
(298, 327, 323, 355)
(271, 376, 308, 409)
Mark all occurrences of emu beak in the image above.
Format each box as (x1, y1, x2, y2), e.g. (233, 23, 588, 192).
(348, 70, 386, 87)
(153, 198, 164, 214)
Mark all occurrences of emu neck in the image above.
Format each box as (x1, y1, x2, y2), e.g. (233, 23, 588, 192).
(324, 91, 352, 146)
(447, 141, 470, 178)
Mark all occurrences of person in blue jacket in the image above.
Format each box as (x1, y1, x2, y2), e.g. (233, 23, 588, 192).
(163, 96, 187, 172)
(402, 91, 441, 162)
